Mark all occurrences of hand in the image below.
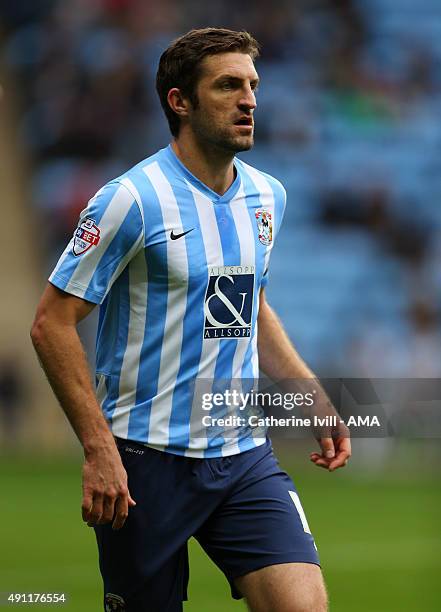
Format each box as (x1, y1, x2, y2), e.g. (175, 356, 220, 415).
(81, 443, 136, 530)
(310, 422, 351, 472)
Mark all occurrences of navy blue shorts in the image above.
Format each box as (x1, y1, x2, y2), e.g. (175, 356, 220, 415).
(95, 437, 319, 612)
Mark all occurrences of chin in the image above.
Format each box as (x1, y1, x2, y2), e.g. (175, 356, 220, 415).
(235, 141, 254, 153)
(226, 136, 254, 153)
(235, 143, 253, 153)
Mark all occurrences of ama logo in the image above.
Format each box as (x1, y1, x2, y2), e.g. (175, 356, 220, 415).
(204, 266, 254, 339)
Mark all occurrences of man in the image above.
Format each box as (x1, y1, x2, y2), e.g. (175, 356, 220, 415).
(31, 28, 350, 612)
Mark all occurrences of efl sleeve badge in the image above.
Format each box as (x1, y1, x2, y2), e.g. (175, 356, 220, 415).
(255, 208, 273, 246)
(72, 218, 101, 256)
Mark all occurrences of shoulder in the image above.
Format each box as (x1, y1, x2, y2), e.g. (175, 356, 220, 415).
(79, 170, 148, 244)
(236, 157, 286, 205)
(113, 148, 168, 197)
(96, 148, 172, 226)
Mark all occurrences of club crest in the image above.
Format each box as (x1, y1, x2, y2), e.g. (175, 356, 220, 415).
(73, 217, 101, 256)
(105, 593, 125, 611)
(255, 208, 272, 246)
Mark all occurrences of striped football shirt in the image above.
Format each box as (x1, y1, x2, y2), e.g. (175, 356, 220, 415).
(49, 145, 286, 457)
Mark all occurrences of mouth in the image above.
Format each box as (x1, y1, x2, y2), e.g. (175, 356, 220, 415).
(233, 116, 254, 131)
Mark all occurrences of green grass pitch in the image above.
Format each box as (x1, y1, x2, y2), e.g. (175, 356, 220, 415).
(1, 442, 440, 611)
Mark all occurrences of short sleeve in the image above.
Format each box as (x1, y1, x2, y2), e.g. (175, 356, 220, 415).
(49, 180, 144, 304)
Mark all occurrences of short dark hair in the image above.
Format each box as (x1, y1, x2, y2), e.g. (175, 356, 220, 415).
(156, 28, 260, 137)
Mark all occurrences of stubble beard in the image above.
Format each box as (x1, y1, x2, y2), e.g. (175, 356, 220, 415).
(191, 113, 254, 154)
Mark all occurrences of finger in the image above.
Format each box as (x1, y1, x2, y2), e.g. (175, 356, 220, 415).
(329, 460, 348, 471)
(310, 453, 323, 461)
(328, 440, 351, 465)
(310, 456, 327, 465)
(319, 437, 335, 459)
(82, 490, 93, 522)
(310, 453, 331, 464)
(128, 492, 137, 507)
(97, 495, 117, 524)
(310, 457, 330, 469)
(328, 450, 351, 471)
(112, 496, 129, 531)
(87, 494, 104, 526)
(338, 437, 352, 455)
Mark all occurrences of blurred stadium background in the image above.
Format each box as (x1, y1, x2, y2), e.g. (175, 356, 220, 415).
(0, 0, 440, 610)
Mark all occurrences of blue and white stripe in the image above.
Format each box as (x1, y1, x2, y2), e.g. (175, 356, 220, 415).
(49, 146, 286, 457)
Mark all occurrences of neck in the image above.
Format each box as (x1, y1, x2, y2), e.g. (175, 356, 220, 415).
(171, 133, 235, 196)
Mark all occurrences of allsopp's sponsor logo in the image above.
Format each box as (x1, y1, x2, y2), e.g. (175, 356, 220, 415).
(204, 265, 254, 339)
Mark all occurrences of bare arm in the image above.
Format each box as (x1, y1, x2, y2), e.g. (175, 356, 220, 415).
(31, 283, 135, 528)
(257, 289, 351, 471)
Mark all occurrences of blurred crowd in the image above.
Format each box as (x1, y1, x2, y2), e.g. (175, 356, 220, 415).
(2, 0, 441, 377)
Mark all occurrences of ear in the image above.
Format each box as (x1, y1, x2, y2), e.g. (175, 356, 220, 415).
(167, 88, 191, 119)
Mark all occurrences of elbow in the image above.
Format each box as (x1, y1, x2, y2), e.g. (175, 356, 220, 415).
(30, 311, 48, 350)
(30, 318, 41, 349)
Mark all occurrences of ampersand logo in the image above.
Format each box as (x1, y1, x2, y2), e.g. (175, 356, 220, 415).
(204, 266, 255, 339)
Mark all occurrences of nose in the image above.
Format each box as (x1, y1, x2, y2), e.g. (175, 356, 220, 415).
(238, 84, 257, 111)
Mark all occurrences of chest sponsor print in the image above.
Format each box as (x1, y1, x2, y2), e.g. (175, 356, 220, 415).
(204, 265, 255, 339)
